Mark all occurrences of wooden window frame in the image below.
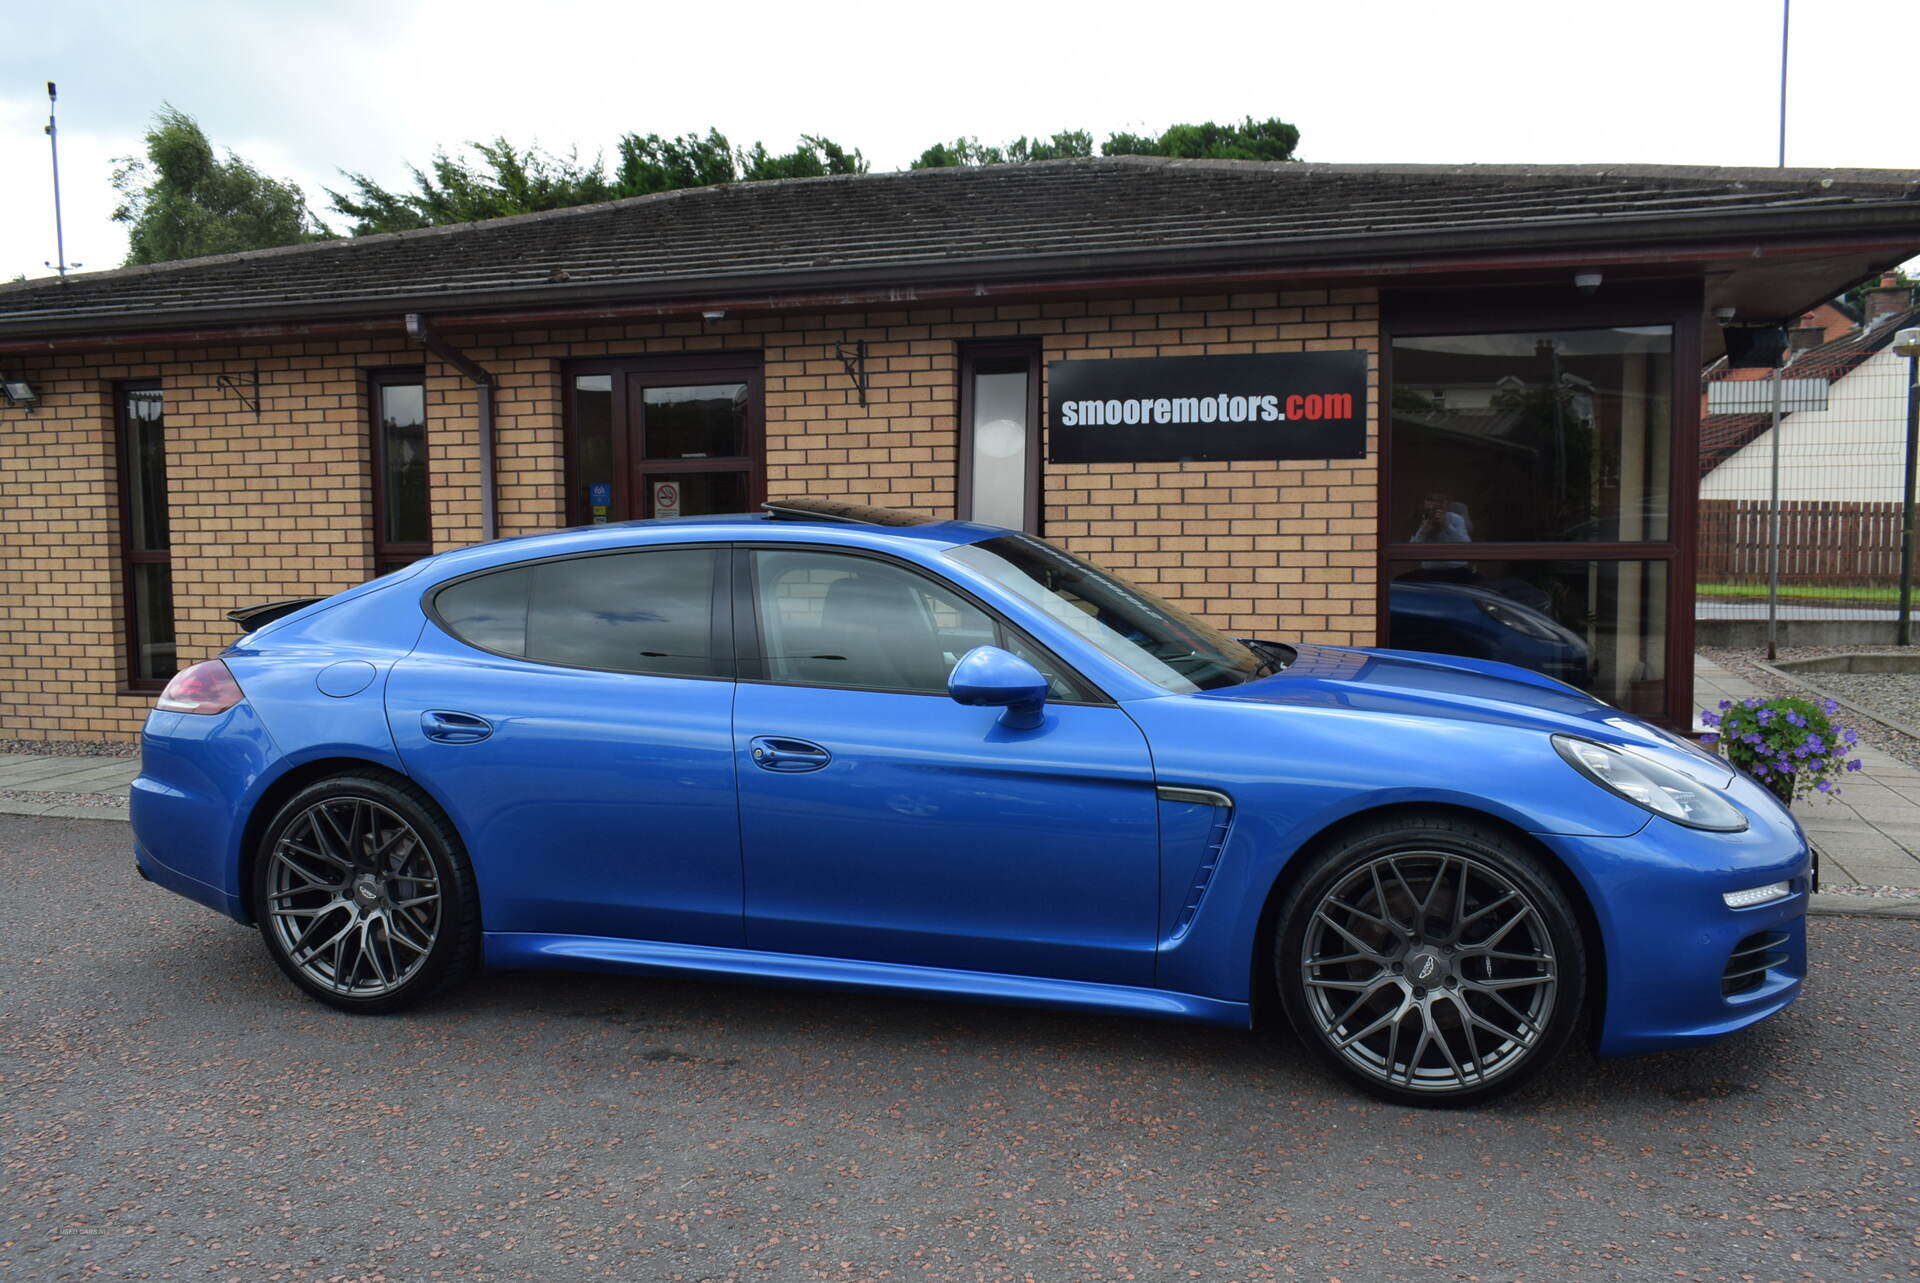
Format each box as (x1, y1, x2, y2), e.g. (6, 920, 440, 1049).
(369, 367, 430, 574)
(957, 340, 1044, 533)
(116, 379, 172, 692)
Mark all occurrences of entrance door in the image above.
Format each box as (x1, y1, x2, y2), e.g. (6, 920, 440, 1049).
(566, 356, 763, 525)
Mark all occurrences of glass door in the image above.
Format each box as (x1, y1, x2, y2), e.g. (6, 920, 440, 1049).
(566, 356, 763, 524)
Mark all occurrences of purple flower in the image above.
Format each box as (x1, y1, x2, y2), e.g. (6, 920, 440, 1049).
(1847, 759, 1864, 772)
(1701, 734, 1720, 746)
(1807, 735, 1824, 752)
(1843, 729, 1858, 745)
(1784, 712, 1805, 728)
(1700, 710, 1721, 727)
(1719, 700, 1732, 711)
(1817, 780, 1832, 793)
(1823, 699, 1839, 714)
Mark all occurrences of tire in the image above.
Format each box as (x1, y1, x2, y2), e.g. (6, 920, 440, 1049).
(252, 773, 481, 1013)
(1274, 812, 1587, 1106)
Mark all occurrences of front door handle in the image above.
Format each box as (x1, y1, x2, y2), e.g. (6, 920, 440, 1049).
(422, 709, 493, 744)
(749, 735, 832, 772)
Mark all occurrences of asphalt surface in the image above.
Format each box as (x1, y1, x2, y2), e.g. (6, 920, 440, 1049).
(3, 815, 1916, 1283)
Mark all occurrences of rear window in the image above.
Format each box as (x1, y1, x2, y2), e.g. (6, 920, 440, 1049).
(433, 547, 722, 678)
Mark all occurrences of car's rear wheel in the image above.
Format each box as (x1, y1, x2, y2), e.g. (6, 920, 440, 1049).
(253, 774, 479, 1013)
(1275, 813, 1586, 1105)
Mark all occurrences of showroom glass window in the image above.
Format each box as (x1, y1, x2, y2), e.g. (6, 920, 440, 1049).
(959, 342, 1042, 532)
(370, 369, 429, 575)
(1387, 326, 1676, 716)
(118, 382, 175, 687)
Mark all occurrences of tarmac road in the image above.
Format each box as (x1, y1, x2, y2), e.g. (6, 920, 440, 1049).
(2, 813, 1916, 1282)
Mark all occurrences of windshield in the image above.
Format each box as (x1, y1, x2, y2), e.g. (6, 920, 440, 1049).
(946, 534, 1280, 693)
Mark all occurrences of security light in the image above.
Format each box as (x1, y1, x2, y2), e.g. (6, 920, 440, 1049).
(1, 375, 36, 410)
(1893, 326, 1920, 360)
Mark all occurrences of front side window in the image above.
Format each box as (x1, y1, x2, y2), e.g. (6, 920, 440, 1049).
(946, 534, 1280, 693)
(371, 369, 429, 575)
(433, 547, 723, 678)
(118, 382, 174, 686)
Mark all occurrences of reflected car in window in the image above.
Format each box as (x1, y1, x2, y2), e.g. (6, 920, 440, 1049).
(132, 499, 1809, 1104)
(1387, 579, 1594, 688)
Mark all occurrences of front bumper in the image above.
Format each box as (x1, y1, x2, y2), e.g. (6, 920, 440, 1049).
(1540, 785, 1811, 1059)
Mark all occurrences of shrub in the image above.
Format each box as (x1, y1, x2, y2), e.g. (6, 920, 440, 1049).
(1699, 695, 1863, 804)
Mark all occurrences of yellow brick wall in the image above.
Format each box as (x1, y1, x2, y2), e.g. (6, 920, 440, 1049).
(0, 289, 1378, 741)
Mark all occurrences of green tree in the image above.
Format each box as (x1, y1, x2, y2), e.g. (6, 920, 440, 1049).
(333, 130, 866, 234)
(111, 106, 329, 265)
(1103, 117, 1300, 162)
(331, 139, 611, 233)
(911, 131, 1095, 169)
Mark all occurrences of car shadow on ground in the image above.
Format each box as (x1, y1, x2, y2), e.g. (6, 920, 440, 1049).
(164, 915, 1809, 1119)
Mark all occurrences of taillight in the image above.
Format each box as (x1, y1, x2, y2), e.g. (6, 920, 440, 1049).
(155, 660, 246, 715)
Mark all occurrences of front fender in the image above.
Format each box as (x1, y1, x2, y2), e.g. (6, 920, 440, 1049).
(1126, 695, 1655, 1002)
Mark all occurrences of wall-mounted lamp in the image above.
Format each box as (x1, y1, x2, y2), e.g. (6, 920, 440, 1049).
(1573, 271, 1603, 295)
(701, 309, 726, 322)
(1, 374, 37, 411)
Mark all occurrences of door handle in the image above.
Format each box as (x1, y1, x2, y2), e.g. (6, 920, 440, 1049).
(422, 709, 493, 744)
(749, 735, 832, 772)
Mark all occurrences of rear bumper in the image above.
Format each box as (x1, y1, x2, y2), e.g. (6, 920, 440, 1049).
(130, 704, 279, 926)
(1542, 796, 1811, 1059)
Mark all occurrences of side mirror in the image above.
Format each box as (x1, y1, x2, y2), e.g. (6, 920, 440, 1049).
(948, 645, 1050, 730)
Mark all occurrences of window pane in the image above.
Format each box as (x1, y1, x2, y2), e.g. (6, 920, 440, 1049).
(644, 470, 747, 518)
(131, 562, 176, 683)
(378, 380, 428, 546)
(1387, 559, 1668, 715)
(1390, 327, 1671, 544)
(435, 566, 532, 656)
(642, 383, 746, 460)
(754, 549, 995, 694)
(526, 549, 720, 677)
(573, 374, 615, 523)
(968, 361, 1030, 530)
(126, 388, 168, 552)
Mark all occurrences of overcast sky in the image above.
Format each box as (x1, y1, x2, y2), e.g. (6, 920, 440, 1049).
(3, 0, 1915, 281)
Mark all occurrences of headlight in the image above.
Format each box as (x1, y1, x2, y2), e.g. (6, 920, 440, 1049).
(1553, 734, 1748, 832)
(1476, 597, 1561, 641)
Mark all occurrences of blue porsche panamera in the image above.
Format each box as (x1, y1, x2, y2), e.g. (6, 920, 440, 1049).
(132, 498, 1809, 1104)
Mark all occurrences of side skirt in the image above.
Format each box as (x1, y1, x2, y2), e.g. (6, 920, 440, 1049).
(484, 932, 1252, 1027)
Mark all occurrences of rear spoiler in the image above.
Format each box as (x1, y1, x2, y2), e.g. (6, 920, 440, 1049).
(225, 597, 325, 632)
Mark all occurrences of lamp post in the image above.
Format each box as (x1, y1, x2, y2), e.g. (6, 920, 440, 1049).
(1894, 326, 1920, 646)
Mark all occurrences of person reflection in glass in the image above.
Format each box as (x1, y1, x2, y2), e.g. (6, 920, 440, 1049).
(1409, 491, 1473, 583)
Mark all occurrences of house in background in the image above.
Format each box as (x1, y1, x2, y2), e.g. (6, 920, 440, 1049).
(1696, 273, 1918, 598)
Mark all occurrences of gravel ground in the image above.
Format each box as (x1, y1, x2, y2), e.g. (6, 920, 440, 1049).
(4, 813, 1919, 1283)
(1701, 645, 1920, 774)
(0, 787, 128, 810)
(0, 736, 137, 759)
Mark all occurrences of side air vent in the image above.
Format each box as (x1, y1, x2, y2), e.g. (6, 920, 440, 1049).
(1156, 786, 1234, 942)
(1722, 929, 1790, 997)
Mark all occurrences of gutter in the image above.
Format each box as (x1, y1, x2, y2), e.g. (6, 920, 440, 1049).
(405, 313, 496, 541)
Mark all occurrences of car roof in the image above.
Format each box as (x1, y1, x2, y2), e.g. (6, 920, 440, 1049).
(410, 504, 1001, 582)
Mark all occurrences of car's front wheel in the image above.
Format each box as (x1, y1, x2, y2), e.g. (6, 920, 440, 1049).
(1275, 813, 1587, 1105)
(253, 774, 480, 1013)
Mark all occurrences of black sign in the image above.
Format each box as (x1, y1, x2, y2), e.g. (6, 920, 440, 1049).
(1047, 352, 1368, 463)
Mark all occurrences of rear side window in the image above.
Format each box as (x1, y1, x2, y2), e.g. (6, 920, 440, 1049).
(433, 548, 722, 678)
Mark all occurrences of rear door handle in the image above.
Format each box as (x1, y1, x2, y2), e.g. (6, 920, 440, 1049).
(422, 709, 493, 744)
(749, 735, 832, 772)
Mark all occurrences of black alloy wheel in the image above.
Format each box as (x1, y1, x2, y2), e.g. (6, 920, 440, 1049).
(1275, 812, 1587, 1105)
(254, 774, 480, 1013)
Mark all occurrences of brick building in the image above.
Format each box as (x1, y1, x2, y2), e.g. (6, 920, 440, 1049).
(2, 158, 1918, 740)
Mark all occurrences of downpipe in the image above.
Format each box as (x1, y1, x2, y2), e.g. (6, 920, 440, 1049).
(405, 313, 497, 542)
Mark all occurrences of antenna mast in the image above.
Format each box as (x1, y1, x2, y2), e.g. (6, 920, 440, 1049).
(46, 81, 73, 276)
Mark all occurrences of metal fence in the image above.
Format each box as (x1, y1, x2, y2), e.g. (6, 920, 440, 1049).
(1696, 311, 1917, 645)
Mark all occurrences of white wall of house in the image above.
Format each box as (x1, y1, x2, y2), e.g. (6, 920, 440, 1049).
(1701, 346, 1911, 504)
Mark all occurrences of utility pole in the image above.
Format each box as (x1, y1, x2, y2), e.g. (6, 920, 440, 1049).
(1778, 0, 1790, 167)
(45, 81, 75, 277)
